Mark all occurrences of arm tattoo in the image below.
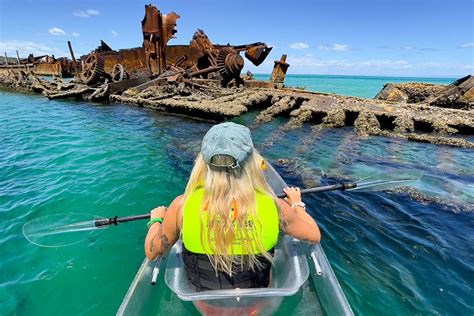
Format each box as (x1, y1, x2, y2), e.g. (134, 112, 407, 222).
(157, 234, 170, 257)
(149, 225, 162, 254)
(280, 219, 288, 232)
(149, 226, 171, 257)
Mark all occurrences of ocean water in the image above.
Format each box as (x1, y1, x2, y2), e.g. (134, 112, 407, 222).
(254, 74, 455, 98)
(0, 76, 473, 316)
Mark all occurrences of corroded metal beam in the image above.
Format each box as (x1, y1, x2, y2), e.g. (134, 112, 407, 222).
(270, 54, 290, 84)
(142, 4, 180, 75)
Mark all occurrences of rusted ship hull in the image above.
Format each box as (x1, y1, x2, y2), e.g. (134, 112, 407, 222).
(0, 63, 76, 77)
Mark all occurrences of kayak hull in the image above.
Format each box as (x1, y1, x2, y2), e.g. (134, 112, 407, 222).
(164, 236, 309, 315)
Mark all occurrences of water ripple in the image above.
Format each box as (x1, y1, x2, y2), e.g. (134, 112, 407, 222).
(0, 91, 473, 315)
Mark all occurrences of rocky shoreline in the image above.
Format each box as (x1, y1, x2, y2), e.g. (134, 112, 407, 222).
(1, 70, 472, 148)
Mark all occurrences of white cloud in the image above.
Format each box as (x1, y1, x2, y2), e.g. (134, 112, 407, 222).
(0, 40, 67, 57)
(332, 44, 350, 51)
(289, 42, 309, 50)
(245, 51, 470, 77)
(47, 27, 79, 37)
(356, 60, 412, 68)
(417, 61, 451, 68)
(111, 30, 118, 36)
(287, 56, 344, 67)
(48, 27, 66, 36)
(74, 9, 100, 18)
(283, 55, 472, 76)
(401, 46, 440, 51)
(86, 9, 100, 16)
(287, 56, 412, 69)
(74, 10, 88, 18)
(319, 43, 351, 51)
(459, 42, 474, 48)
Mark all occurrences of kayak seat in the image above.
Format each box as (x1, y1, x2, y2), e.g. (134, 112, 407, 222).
(164, 236, 310, 303)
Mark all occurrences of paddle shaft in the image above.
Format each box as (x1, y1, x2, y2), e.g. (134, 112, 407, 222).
(94, 182, 357, 227)
(94, 214, 150, 227)
(276, 182, 356, 198)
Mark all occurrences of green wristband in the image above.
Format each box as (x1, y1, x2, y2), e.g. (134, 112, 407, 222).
(147, 217, 163, 228)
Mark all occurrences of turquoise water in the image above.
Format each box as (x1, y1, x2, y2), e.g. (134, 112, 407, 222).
(254, 74, 455, 98)
(1, 78, 473, 316)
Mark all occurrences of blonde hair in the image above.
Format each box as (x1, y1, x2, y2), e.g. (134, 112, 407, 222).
(184, 150, 277, 276)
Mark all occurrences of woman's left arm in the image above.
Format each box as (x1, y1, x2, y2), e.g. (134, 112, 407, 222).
(145, 195, 184, 260)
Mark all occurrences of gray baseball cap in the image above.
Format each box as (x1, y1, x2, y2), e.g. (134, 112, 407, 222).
(201, 122, 254, 169)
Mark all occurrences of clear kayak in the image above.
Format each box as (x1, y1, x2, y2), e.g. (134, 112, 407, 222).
(117, 163, 354, 315)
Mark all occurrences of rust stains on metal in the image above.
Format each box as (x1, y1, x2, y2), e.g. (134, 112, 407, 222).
(80, 49, 131, 85)
(176, 30, 272, 85)
(79, 3, 276, 87)
(67, 41, 80, 79)
(270, 54, 290, 83)
(142, 4, 180, 74)
(82, 52, 105, 85)
(0, 51, 78, 77)
(241, 43, 272, 66)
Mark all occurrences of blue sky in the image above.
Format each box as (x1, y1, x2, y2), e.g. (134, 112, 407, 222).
(0, 0, 472, 77)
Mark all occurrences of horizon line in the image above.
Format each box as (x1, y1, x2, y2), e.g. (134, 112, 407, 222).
(250, 73, 463, 80)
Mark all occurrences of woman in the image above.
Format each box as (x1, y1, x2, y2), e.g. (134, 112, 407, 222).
(145, 122, 320, 291)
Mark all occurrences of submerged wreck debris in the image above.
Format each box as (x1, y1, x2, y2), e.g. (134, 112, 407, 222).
(111, 83, 271, 120)
(375, 75, 474, 110)
(0, 2, 473, 148)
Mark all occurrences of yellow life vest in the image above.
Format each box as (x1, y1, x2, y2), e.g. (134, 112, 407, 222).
(182, 187, 279, 254)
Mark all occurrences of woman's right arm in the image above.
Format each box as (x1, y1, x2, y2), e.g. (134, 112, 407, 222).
(144, 195, 183, 260)
(278, 187, 321, 244)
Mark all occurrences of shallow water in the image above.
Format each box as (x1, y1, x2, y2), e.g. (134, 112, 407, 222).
(0, 88, 472, 316)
